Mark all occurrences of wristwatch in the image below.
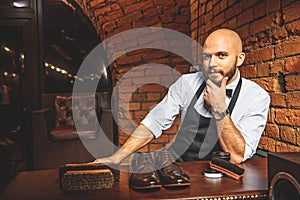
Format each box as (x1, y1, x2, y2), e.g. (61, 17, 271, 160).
(212, 108, 230, 120)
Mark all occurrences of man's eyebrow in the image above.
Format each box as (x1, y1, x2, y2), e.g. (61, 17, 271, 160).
(216, 51, 229, 55)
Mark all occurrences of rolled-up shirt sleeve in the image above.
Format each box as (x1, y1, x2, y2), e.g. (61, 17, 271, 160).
(235, 89, 270, 161)
(141, 76, 189, 138)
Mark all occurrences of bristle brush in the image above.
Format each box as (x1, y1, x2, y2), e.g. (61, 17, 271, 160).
(209, 158, 244, 180)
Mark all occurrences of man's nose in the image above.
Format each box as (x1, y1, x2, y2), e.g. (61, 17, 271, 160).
(209, 55, 217, 67)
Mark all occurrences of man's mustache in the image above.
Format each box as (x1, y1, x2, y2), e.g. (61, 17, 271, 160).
(207, 68, 225, 76)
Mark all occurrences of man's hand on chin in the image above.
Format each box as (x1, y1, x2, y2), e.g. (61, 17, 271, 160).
(205, 77, 228, 112)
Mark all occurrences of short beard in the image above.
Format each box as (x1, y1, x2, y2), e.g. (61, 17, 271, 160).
(226, 57, 238, 83)
(203, 57, 238, 86)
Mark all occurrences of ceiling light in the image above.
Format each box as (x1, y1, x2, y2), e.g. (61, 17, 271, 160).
(13, 1, 29, 8)
(3, 46, 11, 52)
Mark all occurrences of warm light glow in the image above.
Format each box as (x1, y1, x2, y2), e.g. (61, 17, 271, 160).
(56, 68, 61, 72)
(12, 1, 29, 8)
(4, 72, 9, 76)
(45, 62, 50, 67)
(12, 73, 17, 77)
(50, 65, 55, 70)
(61, 70, 68, 74)
(68, 74, 72, 78)
(21, 53, 25, 59)
(4, 46, 11, 52)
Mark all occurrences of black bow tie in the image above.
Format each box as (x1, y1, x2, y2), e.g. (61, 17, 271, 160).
(226, 89, 233, 97)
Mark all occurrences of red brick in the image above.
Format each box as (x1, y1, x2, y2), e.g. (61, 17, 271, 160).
(225, 1, 242, 20)
(274, 108, 300, 126)
(270, 59, 284, 74)
(253, 77, 279, 92)
(132, 93, 147, 101)
(254, 1, 266, 20)
(257, 62, 270, 77)
(190, 1, 198, 12)
(249, 46, 274, 63)
(151, 135, 169, 143)
(149, 143, 165, 152)
(250, 15, 274, 35)
(271, 27, 288, 43)
(296, 128, 300, 145)
(268, 108, 275, 123)
(137, 145, 149, 153)
(227, 18, 237, 29)
(213, 2, 220, 16)
(133, 110, 148, 119)
(118, 0, 139, 7)
(110, 2, 121, 10)
(286, 92, 300, 107)
(237, 8, 253, 27)
(275, 141, 288, 152)
(90, 0, 105, 8)
(103, 10, 124, 21)
(258, 136, 276, 151)
(285, 75, 300, 91)
(124, 1, 153, 14)
(206, 0, 213, 12)
(280, 126, 296, 144)
(286, 20, 300, 36)
(101, 21, 117, 32)
(142, 102, 158, 110)
(204, 11, 213, 24)
(220, 0, 227, 12)
(243, 65, 257, 78)
(266, 0, 280, 13)
(286, 145, 300, 152)
(285, 56, 300, 74)
(116, 11, 143, 26)
(283, 1, 300, 22)
(265, 123, 280, 139)
(128, 102, 140, 111)
(270, 93, 286, 107)
(275, 37, 300, 58)
(179, 7, 189, 16)
(236, 25, 249, 41)
(94, 6, 112, 16)
(147, 93, 161, 101)
(212, 13, 225, 27)
(133, 16, 161, 27)
(132, 76, 160, 85)
(153, 0, 175, 6)
(117, 54, 142, 65)
(257, 32, 273, 47)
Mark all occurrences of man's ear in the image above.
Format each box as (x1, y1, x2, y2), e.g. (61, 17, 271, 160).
(237, 52, 245, 67)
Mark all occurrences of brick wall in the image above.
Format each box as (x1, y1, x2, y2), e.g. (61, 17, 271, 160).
(74, 0, 191, 154)
(190, 0, 300, 152)
(75, 0, 300, 155)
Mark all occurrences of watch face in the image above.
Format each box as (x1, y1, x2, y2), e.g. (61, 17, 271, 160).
(213, 112, 222, 120)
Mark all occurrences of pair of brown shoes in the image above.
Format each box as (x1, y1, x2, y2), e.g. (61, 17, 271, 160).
(129, 149, 190, 189)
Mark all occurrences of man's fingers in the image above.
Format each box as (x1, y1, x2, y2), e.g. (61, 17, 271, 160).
(222, 77, 228, 88)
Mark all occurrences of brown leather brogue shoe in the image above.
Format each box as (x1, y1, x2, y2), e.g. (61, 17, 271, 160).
(154, 149, 190, 187)
(129, 152, 161, 189)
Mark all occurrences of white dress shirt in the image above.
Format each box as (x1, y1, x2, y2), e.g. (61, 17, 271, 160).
(141, 71, 270, 161)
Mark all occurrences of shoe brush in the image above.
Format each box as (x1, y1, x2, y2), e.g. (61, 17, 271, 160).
(209, 158, 244, 180)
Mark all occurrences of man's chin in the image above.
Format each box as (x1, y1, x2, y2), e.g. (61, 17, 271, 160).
(207, 75, 222, 86)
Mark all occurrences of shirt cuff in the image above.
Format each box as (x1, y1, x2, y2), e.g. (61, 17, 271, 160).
(243, 143, 255, 162)
(140, 116, 162, 138)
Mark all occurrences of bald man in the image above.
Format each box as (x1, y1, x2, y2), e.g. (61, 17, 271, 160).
(94, 28, 270, 164)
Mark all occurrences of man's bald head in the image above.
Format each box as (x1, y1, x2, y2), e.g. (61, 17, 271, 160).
(204, 28, 243, 54)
